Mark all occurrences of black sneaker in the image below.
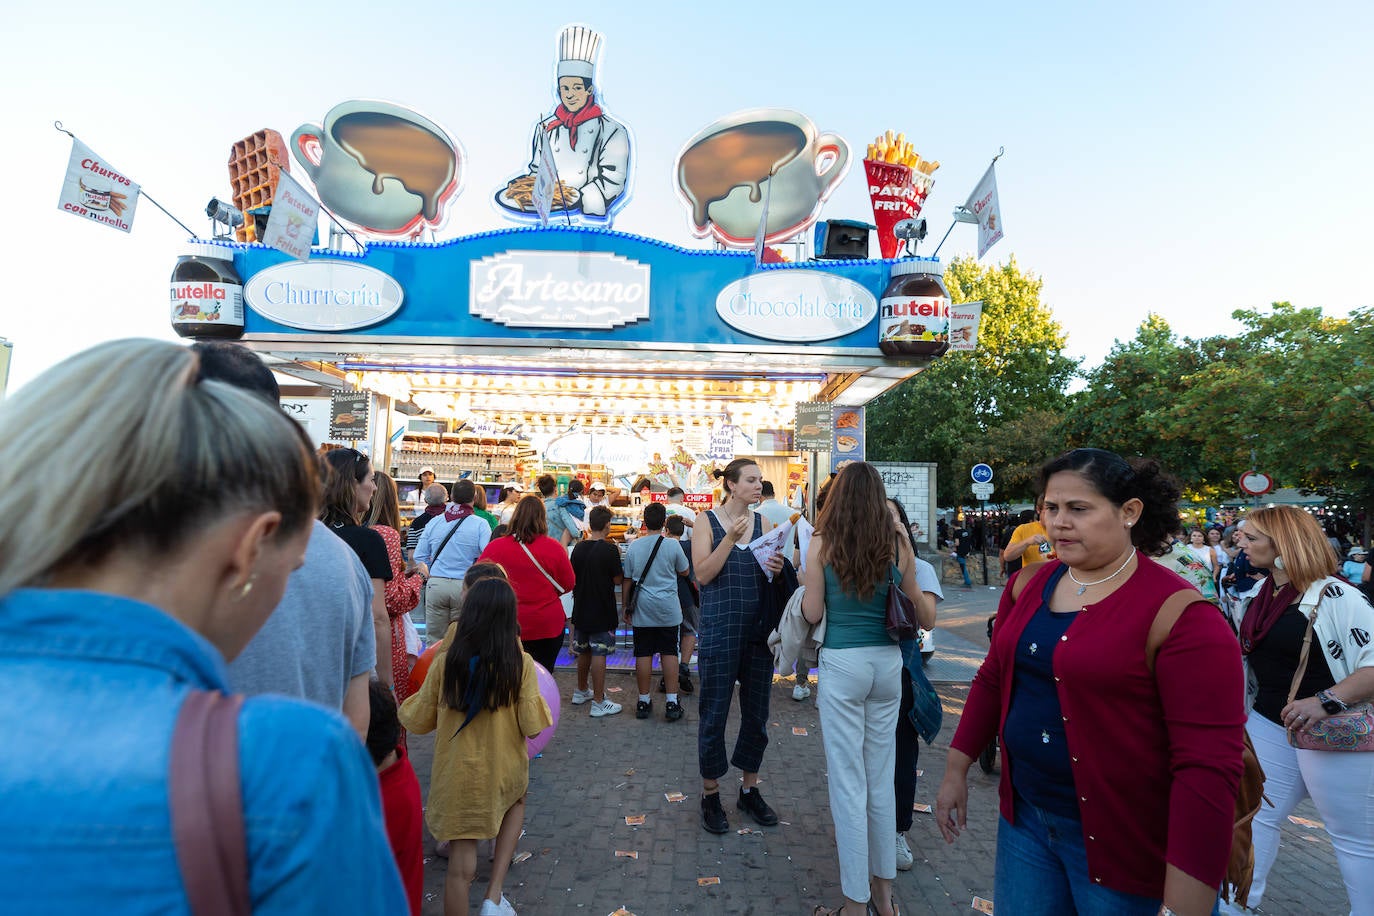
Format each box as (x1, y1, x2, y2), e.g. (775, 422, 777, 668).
(701, 792, 729, 834)
(635, 699, 651, 719)
(736, 787, 779, 826)
(678, 671, 695, 695)
(665, 700, 684, 722)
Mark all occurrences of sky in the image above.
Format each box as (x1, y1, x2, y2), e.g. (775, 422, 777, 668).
(3, 0, 1371, 393)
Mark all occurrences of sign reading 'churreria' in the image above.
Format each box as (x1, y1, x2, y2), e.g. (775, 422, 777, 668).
(244, 261, 404, 331)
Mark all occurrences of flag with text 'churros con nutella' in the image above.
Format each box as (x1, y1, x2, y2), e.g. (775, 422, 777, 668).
(57, 139, 140, 233)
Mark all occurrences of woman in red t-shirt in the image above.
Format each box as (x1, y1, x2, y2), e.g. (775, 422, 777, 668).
(478, 496, 575, 673)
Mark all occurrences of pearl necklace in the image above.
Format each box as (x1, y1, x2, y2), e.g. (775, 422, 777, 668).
(1066, 549, 1137, 596)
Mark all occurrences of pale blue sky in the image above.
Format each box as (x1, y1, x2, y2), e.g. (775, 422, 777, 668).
(4, 0, 1370, 390)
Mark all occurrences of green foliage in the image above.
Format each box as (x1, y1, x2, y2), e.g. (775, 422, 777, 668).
(867, 257, 1079, 504)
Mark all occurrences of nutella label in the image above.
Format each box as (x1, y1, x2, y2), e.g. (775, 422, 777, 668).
(879, 294, 949, 347)
(170, 281, 244, 325)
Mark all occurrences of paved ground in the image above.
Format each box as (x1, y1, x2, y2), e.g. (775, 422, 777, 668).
(406, 567, 1351, 915)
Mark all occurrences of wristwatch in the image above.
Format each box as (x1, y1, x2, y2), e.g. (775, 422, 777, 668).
(1317, 689, 1348, 715)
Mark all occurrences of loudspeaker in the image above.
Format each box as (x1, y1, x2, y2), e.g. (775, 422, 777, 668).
(813, 219, 873, 260)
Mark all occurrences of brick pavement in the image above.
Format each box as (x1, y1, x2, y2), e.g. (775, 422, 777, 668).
(407, 611, 1350, 914)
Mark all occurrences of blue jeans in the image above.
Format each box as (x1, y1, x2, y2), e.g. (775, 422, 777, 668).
(956, 555, 971, 586)
(995, 797, 1162, 916)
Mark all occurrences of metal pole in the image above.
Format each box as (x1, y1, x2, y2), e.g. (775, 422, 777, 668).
(981, 499, 989, 585)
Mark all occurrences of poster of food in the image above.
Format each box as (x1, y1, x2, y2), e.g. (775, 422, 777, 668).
(329, 390, 370, 441)
(830, 405, 865, 473)
(794, 402, 833, 451)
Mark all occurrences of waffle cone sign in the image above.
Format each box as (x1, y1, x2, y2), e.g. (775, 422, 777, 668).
(864, 158, 931, 258)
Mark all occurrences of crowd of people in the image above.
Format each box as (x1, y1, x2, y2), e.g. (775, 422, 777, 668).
(1, 338, 1371, 916)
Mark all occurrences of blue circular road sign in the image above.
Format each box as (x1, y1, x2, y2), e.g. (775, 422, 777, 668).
(971, 463, 994, 484)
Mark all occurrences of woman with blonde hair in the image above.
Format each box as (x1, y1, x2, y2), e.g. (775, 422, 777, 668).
(1233, 506, 1374, 915)
(369, 470, 424, 705)
(0, 340, 406, 912)
(802, 462, 932, 916)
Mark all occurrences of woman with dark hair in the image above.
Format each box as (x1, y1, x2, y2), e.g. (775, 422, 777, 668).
(886, 496, 945, 874)
(0, 340, 406, 912)
(693, 458, 785, 835)
(323, 448, 394, 686)
(370, 470, 424, 705)
(1232, 506, 1374, 915)
(477, 496, 575, 673)
(800, 464, 933, 916)
(400, 578, 553, 916)
(936, 448, 1246, 916)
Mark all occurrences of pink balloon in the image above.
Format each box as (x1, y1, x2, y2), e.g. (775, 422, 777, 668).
(526, 661, 561, 758)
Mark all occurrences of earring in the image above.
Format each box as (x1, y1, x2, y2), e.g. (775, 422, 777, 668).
(1273, 555, 1285, 572)
(233, 577, 255, 602)
(1125, 522, 1133, 528)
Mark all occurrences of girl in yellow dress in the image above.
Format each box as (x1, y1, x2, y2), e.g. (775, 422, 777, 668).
(400, 578, 553, 916)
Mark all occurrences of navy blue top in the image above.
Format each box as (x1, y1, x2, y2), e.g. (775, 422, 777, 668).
(1004, 564, 1081, 819)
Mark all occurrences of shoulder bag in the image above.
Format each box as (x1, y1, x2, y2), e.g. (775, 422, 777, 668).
(170, 690, 250, 916)
(885, 564, 920, 641)
(1286, 590, 1374, 752)
(624, 535, 666, 619)
(520, 540, 575, 619)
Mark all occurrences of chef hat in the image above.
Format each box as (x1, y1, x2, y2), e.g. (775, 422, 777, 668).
(557, 24, 601, 82)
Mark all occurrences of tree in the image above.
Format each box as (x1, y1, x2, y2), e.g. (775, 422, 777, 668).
(867, 257, 1078, 504)
(1173, 303, 1374, 542)
(1060, 313, 1238, 500)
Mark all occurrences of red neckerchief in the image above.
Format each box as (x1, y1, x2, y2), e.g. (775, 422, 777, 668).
(443, 503, 474, 523)
(1239, 577, 1297, 655)
(423, 504, 445, 518)
(545, 97, 603, 151)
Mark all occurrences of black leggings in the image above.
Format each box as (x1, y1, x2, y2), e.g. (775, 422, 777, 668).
(895, 672, 920, 832)
(523, 633, 565, 674)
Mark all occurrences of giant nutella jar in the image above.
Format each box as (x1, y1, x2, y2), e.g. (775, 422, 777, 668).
(170, 243, 244, 339)
(878, 258, 950, 357)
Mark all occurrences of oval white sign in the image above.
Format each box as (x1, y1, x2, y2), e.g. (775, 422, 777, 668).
(715, 270, 877, 342)
(244, 259, 404, 331)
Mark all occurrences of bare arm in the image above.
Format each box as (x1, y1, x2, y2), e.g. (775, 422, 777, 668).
(342, 672, 369, 740)
(898, 539, 937, 630)
(370, 580, 391, 687)
(1001, 532, 1042, 562)
(801, 535, 826, 624)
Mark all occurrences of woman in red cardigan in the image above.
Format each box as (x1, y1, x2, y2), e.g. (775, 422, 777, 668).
(935, 449, 1245, 916)
(478, 496, 575, 673)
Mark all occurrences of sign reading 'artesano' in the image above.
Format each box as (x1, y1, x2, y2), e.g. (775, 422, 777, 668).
(244, 260, 404, 331)
(715, 270, 876, 342)
(470, 250, 650, 329)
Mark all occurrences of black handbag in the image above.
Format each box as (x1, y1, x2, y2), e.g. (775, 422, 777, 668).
(624, 535, 666, 618)
(885, 566, 920, 641)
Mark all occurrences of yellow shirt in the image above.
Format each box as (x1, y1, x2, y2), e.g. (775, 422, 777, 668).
(1011, 521, 1054, 568)
(399, 650, 552, 839)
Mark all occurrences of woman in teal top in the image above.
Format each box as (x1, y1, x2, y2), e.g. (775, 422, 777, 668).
(801, 462, 934, 916)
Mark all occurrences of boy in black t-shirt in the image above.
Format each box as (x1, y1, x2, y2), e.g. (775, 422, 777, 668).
(570, 506, 625, 717)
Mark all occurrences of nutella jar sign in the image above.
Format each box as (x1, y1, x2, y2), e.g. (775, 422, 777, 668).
(878, 258, 949, 357)
(170, 244, 244, 339)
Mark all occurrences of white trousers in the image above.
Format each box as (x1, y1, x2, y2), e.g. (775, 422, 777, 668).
(818, 644, 902, 902)
(1246, 709, 1374, 916)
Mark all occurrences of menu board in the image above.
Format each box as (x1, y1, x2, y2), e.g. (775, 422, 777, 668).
(329, 390, 370, 441)
(831, 405, 865, 473)
(755, 428, 795, 454)
(794, 402, 833, 451)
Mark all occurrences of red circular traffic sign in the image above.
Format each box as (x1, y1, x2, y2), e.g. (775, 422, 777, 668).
(1238, 471, 1274, 496)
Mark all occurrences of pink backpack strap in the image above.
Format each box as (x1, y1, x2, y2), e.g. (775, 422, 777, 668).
(170, 690, 250, 916)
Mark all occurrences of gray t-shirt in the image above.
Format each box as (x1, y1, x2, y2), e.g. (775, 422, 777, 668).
(622, 534, 689, 627)
(228, 520, 375, 709)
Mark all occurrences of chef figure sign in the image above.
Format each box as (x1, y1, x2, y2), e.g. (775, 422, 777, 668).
(495, 24, 633, 226)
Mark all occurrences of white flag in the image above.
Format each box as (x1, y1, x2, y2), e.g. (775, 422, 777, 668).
(57, 139, 139, 233)
(949, 301, 984, 352)
(964, 163, 1003, 259)
(531, 134, 559, 226)
(261, 170, 319, 261)
(752, 170, 774, 265)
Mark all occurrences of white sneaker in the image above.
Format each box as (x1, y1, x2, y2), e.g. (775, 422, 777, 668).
(792, 683, 811, 701)
(571, 688, 594, 705)
(479, 896, 516, 916)
(895, 833, 913, 871)
(590, 699, 623, 717)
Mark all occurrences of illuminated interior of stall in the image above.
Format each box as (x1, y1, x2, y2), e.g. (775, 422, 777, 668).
(343, 361, 827, 437)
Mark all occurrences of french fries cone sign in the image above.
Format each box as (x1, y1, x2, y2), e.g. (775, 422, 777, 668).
(864, 131, 937, 258)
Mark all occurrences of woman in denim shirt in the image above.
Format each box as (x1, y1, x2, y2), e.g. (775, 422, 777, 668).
(0, 340, 407, 914)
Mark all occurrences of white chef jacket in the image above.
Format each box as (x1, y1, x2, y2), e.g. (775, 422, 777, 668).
(527, 113, 630, 217)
